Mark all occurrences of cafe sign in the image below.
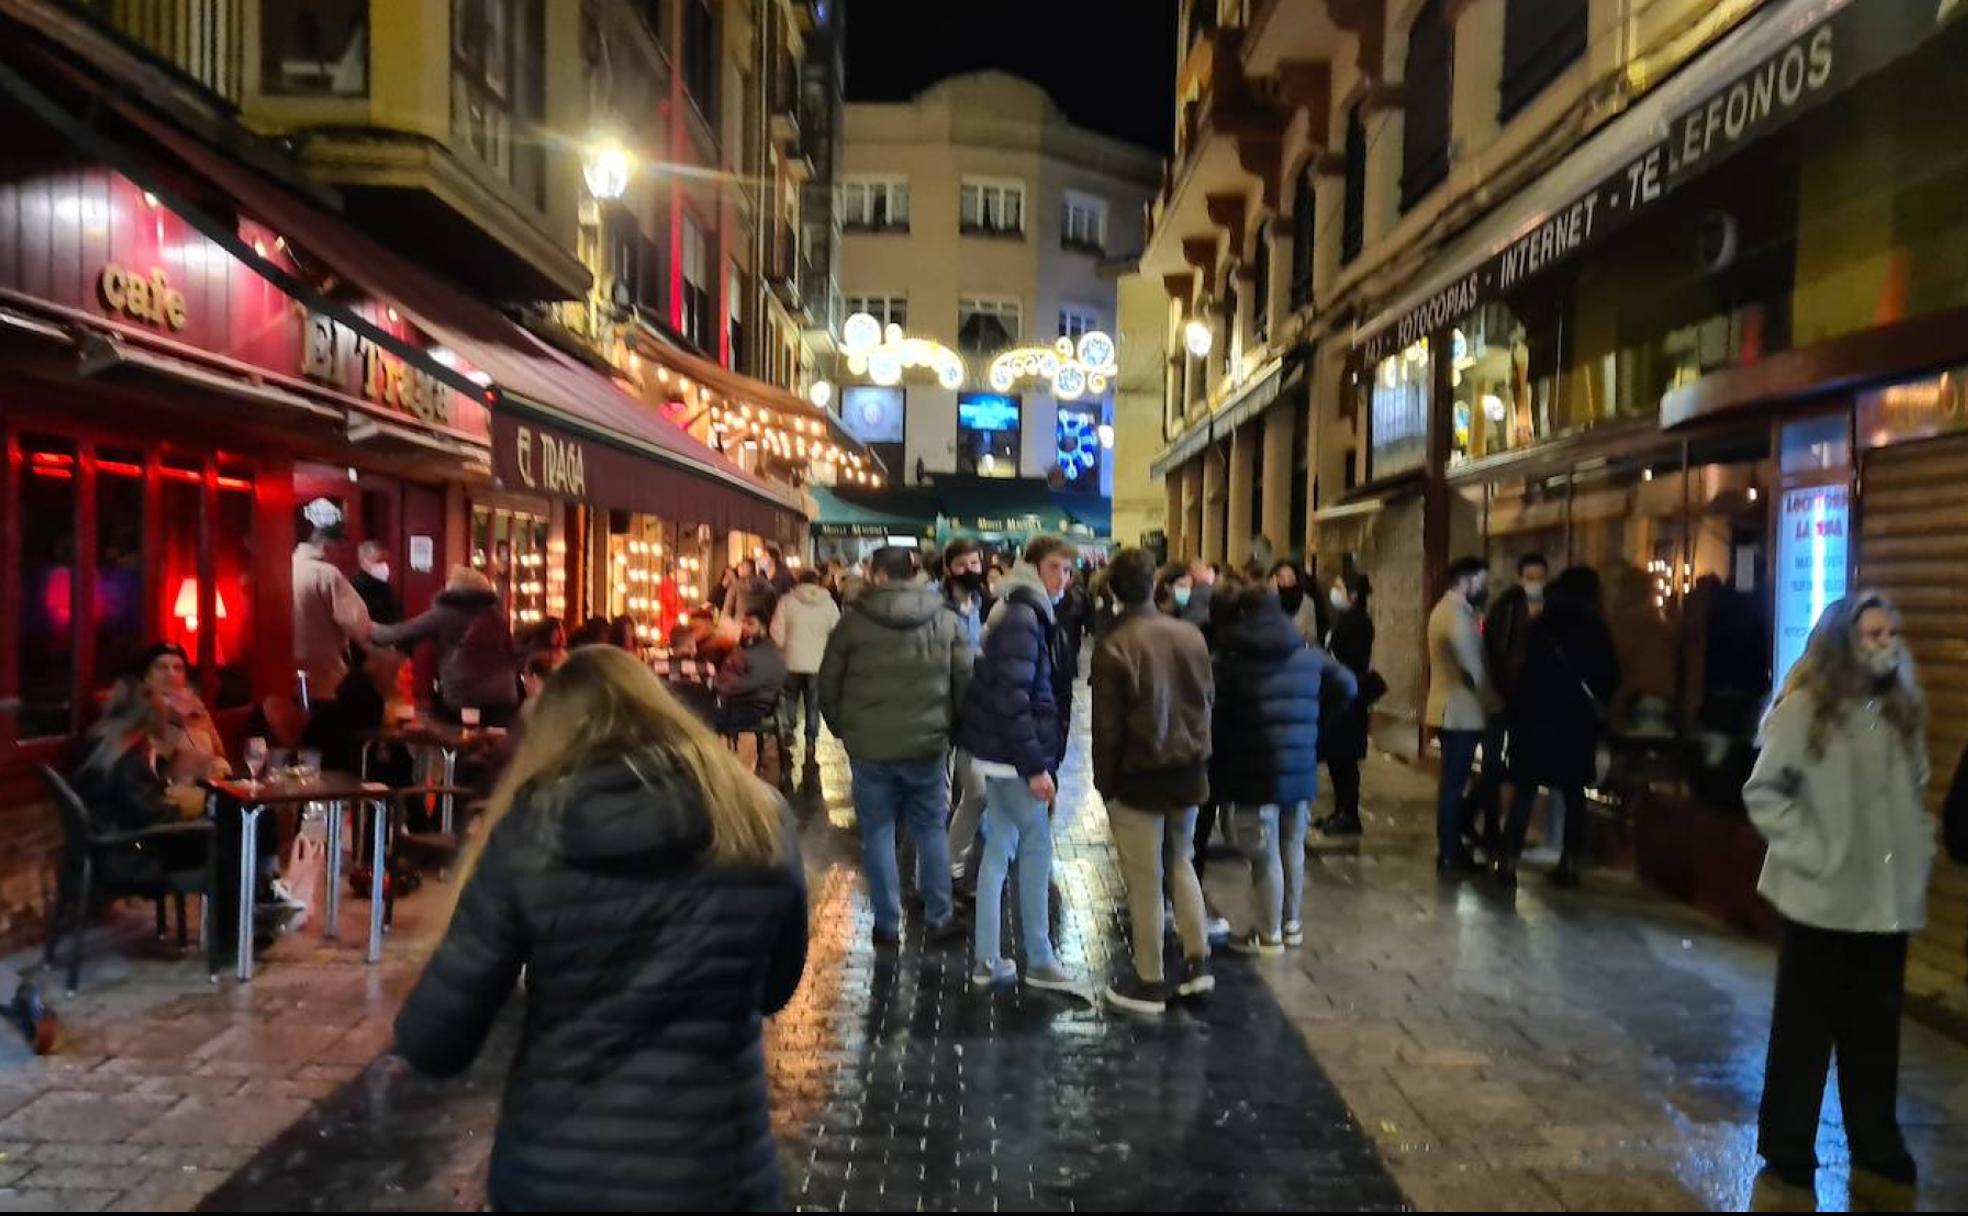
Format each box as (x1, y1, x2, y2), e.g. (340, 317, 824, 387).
(1356, 0, 1939, 361)
(98, 263, 187, 331)
(301, 311, 452, 426)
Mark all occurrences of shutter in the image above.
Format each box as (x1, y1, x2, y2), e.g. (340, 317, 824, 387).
(1859, 433, 1968, 995)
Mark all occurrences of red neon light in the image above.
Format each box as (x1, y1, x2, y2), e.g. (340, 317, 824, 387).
(159, 466, 203, 483)
(216, 475, 253, 491)
(29, 467, 73, 480)
(28, 450, 74, 467)
(96, 460, 144, 477)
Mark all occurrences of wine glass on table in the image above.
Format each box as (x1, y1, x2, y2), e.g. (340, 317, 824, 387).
(244, 737, 268, 790)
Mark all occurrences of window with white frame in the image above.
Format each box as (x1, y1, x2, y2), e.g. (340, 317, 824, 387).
(841, 177, 909, 230)
(845, 295, 908, 328)
(1058, 305, 1099, 340)
(680, 215, 711, 350)
(958, 296, 1020, 355)
(960, 179, 1024, 236)
(1060, 191, 1106, 252)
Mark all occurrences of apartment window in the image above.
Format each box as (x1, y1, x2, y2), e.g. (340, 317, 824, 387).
(1252, 223, 1272, 345)
(845, 295, 908, 328)
(1500, 0, 1587, 120)
(451, 0, 546, 205)
(958, 297, 1020, 356)
(1399, 0, 1454, 211)
(1059, 306, 1099, 340)
(682, 0, 716, 123)
(262, 1, 369, 96)
(680, 215, 711, 351)
(841, 177, 910, 230)
(1289, 166, 1315, 309)
(960, 180, 1025, 237)
(1061, 192, 1106, 253)
(1341, 101, 1366, 265)
(727, 261, 746, 369)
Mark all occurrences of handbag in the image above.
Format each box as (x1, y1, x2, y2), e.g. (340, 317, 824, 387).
(1547, 640, 1614, 785)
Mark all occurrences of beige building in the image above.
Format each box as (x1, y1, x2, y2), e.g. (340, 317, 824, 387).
(837, 73, 1159, 496)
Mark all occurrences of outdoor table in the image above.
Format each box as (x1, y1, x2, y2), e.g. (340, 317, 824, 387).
(207, 773, 390, 982)
(650, 657, 721, 726)
(360, 720, 509, 834)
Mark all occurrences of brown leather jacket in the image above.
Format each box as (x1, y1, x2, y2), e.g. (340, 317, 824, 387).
(1090, 605, 1215, 812)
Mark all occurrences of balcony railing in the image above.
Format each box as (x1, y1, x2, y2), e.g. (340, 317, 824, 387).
(66, 0, 248, 104)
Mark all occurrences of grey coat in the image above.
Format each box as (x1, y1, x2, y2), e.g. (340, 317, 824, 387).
(1744, 689, 1934, 934)
(818, 579, 971, 763)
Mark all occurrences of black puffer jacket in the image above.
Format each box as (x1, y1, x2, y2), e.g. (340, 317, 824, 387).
(1508, 603, 1620, 787)
(394, 748, 808, 1212)
(1211, 598, 1358, 807)
(956, 565, 1067, 777)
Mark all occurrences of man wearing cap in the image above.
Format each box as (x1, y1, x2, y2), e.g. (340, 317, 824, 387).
(293, 498, 374, 706)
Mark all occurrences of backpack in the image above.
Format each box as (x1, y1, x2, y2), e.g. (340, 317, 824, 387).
(448, 605, 515, 700)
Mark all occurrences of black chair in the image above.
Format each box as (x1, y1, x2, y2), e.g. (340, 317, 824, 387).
(377, 785, 480, 929)
(39, 766, 214, 995)
(721, 700, 792, 789)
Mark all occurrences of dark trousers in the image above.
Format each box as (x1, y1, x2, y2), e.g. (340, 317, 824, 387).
(1758, 919, 1910, 1168)
(1194, 802, 1220, 881)
(782, 672, 822, 742)
(1327, 754, 1363, 822)
(1466, 716, 1510, 849)
(1435, 729, 1482, 862)
(1504, 781, 1586, 862)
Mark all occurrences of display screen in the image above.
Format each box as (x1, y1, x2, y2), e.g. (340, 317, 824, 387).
(958, 393, 1020, 433)
(841, 385, 905, 443)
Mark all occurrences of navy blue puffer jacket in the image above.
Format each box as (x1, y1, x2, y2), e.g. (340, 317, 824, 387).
(1212, 598, 1358, 807)
(957, 567, 1066, 777)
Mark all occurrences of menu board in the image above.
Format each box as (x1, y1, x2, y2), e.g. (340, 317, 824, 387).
(1774, 482, 1849, 690)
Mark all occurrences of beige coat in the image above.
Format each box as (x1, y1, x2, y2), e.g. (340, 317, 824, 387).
(292, 542, 372, 699)
(1425, 591, 1495, 731)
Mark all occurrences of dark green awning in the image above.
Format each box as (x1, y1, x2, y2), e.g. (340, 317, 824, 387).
(807, 485, 937, 537)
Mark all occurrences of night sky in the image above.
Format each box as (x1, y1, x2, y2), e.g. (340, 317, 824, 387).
(841, 0, 1179, 155)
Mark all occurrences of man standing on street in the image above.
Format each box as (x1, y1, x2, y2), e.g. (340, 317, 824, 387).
(959, 535, 1079, 992)
(770, 568, 840, 766)
(820, 546, 971, 949)
(292, 498, 373, 709)
(942, 538, 994, 894)
(1469, 552, 1547, 855)
(1091, 548, 1217, 1015)
(352, 539, 401, 628)
(1427, 555, 1498, 873)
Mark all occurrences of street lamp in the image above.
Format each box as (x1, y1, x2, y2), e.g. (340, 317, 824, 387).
(1183, 317, 1214, 359)
(582, 139, 634, 200)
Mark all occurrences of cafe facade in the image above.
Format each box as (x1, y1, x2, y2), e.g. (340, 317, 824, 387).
(1330, 1, 1968, 996)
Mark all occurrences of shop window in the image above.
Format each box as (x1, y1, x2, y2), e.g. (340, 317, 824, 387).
(957, 393, 1021, 478)
(1500, 0, 1586, 121)
(471, 504, 550, 630)
(1400, 0, 1454, 212)
(158, 456, 203, 673)
(262, 0, 369, 96)
(93, 449, 147, 700)
(1448, 303, 1560, 467)
(958, 297, 1020, 357)
(960, 180, 1025, 238)
(680, 215, 712, 351)
(17, 436, 78, 740)
(608, 515, 699, 644)
(1364, 337, 1429, 480)
(1341, 102, 1366, 265)
(841, 178, 909, 231)
(1289, 167, 1315, 309)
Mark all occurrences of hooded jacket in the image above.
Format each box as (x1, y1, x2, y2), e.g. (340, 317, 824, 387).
(394, 748, 807, 1212)
(818, 578, 970, 763)
(769, 583, 840, 675)
(371, 588, 516, 711)
(1211, 597, 1358, 807)
(957, 562, 1068, 777)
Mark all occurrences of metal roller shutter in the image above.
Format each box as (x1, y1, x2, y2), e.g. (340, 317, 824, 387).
(1859, 433, 1968, 996)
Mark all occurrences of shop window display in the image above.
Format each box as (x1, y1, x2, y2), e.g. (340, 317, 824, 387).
(607, 515, 710, 647)
(471, 504, 556, 629)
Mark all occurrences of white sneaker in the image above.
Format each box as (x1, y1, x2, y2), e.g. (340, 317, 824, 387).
(1283, 921, 1304, 947)
(1022, 963, 1078, 993)
(1228, 930, 1284, 957)
(1206, 916, 1231, 942)
(971, 958, 1016, 988)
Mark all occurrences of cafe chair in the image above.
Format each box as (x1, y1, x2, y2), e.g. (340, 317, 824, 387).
(38, 766, 215, 996)
(378, 786, 480, 929)
(721, 704, 793, 789)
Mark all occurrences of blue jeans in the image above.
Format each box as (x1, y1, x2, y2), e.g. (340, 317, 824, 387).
(850, 757, 954, 934)
(1436, 729, 1482, 862)
(974, 775, 1058, 970)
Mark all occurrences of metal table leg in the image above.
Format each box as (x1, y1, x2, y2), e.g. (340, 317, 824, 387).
(367, 799, 388, 963)
(441, 748, 458, 835)
(236, 805, 261, 982)
(323, 799, 344, 943)
(205, 793, 222, 984)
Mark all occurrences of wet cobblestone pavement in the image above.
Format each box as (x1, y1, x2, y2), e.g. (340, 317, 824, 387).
(5, 678, 1967, 1210)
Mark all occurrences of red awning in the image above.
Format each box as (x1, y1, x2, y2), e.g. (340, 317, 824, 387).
(33, 51, 798, 534)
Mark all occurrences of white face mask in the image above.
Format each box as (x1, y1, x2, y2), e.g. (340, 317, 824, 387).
(1329, 586, 1349, 612)
(365, 562, 390, 582)
(1864, 641, 1903, 679)
(1522, 579, 1545, 603)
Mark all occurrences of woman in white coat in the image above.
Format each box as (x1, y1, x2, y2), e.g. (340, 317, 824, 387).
(771, 568, 842, 760)
(1744, 592, 1932, 1191)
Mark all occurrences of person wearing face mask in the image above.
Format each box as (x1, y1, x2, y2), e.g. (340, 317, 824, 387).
(1267, 560, 1327, 649)
(1157, 564, 1196, 620)
(1743, 593, 1931, 1192)
(1495, 566, 1620, 888)
(1319, 572, 1382, 838)
(1469, 553, 1549, 858)
(941, 539, 995, 892)
(1426, 556, 1501, 873)
(353, 540, 401, 628)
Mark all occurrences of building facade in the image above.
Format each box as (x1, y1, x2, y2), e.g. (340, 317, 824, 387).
(1141, 0, 1968, 1011)
(835, 72, 1158, 509)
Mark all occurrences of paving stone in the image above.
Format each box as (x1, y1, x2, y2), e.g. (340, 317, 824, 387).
(0, 1092, 176, 1144)
(0, 1186, 116, 1211)
(130, 1096, 311, 1147)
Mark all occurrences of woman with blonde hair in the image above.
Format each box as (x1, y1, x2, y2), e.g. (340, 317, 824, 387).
(393, 645, 808, 1212)
(1745, 592, 1931, 1191)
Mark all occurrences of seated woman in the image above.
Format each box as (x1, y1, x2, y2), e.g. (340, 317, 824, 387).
(131, 643, 229, 783)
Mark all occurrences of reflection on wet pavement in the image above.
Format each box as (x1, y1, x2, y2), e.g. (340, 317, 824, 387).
(200, 690, 1408, 1211)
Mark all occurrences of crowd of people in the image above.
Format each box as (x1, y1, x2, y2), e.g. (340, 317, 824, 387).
(56, 491, 1968, 1204)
